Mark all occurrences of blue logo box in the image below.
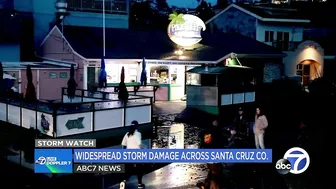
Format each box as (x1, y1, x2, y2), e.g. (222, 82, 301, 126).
(34, 149, 73, 173)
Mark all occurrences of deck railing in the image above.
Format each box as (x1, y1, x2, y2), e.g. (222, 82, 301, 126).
(66, 0, 128, 15)
(0, 88, 153, 138)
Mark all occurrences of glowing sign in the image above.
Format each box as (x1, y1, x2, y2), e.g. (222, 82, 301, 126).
(167, 14, 206, 47)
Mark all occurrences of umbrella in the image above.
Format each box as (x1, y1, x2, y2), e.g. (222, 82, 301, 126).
(121, 66, 125, 83)
(118, 66, 129, 101)
(25, 65, 37, 101)
(67, 64, 78, 100)
(3, 73, 16, 80)
(140, 57, 147, 86)
(98, 57, 107, 88)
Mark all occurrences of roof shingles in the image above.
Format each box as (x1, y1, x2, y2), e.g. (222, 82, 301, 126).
(61, 26, 283, 61)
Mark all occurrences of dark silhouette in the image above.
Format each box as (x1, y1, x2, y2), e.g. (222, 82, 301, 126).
(118, 67, 129, 103)
(130, 1, 170, 30)
(196, 0, 215, 22)
(24, 65, 37, 101)
(156, 0, 169, 10)
(67, 64, 78, 101)
(216, 0, 228, 9)
(308, 77, 336, 96)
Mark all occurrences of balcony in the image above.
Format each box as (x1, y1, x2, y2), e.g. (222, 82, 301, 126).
(66, 0, 128, 15)
(272, 41, 301, 51)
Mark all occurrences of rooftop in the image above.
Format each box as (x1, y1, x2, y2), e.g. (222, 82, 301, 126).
(57, 26, 283, 62)
(1, 61, 75, 69)
(186, 65, 251, 74)
(206, 4, 310, 24)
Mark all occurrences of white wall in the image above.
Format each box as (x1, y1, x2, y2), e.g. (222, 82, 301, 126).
(256, 20, 304, 43)
(283, 41, 324, 77)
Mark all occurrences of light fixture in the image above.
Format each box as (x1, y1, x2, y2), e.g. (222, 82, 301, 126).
(174, 50, 183, 55)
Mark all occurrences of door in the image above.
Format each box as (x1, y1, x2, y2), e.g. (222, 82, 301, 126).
(87, 67, 96, 90)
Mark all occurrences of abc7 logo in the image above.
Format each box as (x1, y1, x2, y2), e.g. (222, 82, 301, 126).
(275, 159, 292, 175)
(275, 147, 310, 175)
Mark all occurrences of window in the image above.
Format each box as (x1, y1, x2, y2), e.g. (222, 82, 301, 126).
(276, 31, 290, 50)
(149, 65, 169, 84)
(296, 64, 310, 85)
(67, 0, 127, 15)
(49, 72, 57, 79)
(60, 72, 68, 78)
(186, 73, 201, 85)
(264, 31, 274, 42)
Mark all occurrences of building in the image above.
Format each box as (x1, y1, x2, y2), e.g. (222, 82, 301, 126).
(0, 0, 130, 62)
(2, 61, 75, 100)
(36, 25, 283, 100)
(206, 3, 335, 85)
(14, 0, 130, 47)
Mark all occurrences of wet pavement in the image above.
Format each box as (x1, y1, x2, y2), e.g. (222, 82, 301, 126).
(108, 163, 208, 189)
(153, 101, 186, 115)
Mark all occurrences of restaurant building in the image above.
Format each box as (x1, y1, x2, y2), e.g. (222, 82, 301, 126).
(37, 22, 283, 101)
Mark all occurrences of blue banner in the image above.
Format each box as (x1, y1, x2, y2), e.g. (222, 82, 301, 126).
(35, 149, 73, 173)
(73, 149, 272, 163)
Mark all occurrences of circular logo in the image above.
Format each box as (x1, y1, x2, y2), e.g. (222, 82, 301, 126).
(275, 158, 291, 175)
(167, 14, 206, 47)
(284, 147, 310, 174)
(36, 156, 46, 165)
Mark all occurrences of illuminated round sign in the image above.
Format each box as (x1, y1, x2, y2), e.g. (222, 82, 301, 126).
(167, 14, 206, 47)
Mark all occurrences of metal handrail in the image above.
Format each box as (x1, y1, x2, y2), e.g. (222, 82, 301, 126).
(66, 0, 128, 14)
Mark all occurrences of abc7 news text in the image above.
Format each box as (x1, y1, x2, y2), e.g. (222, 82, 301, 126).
(74, 164, 125, 173)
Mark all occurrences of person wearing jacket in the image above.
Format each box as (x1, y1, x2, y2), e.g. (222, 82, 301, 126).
(253, 108, 268, 149)
(232, 107, 249, 137)
(198, 120, 224, 189)
(120, 121, 145, 189)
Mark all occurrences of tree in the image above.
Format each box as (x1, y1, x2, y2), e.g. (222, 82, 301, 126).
(216, 0, 228, 9)
(130, 1, 170, 30)
(156, 0, 169, 10)
(196, 0, 215, 22)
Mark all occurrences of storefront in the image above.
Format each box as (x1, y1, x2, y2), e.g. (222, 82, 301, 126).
(37, 16, 284, 102)
(87, 60, 201, 101)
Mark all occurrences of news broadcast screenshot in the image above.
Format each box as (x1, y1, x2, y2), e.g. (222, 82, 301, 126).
(1, 1, 333, 188)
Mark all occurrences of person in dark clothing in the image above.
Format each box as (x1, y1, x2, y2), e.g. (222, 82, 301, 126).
(198, 120, 224, 189)
(232, 107, 249, 137)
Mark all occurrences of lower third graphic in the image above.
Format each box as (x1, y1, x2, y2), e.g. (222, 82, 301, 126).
(34, 149, 73, 173)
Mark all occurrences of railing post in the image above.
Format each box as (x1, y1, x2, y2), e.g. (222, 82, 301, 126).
(6, 99, 8, 122)
(153, 116, 158, 139)
(92, 102, 95, 132)
(81, 90, 84, 102)
(123, 101, 126, 127)
(52, 104, 57, 138)
(35, 101, 38, 130)
(20, 99, 22, 128)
